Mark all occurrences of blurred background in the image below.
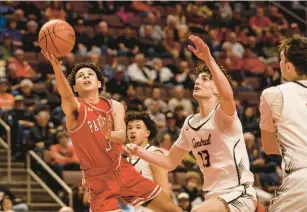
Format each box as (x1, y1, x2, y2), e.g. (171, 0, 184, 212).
(0, 1, 306, 211)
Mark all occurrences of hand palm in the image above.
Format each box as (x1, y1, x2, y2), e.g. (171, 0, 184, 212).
(188, 35, 212, 62)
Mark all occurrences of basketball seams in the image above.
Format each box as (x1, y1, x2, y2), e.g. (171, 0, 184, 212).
(52, 22, 74, 46)
(38, 20, 75, 57)
(46, 24, 60, 55)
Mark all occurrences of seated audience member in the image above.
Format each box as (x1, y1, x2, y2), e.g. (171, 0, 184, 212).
(0, 78, 14, 110)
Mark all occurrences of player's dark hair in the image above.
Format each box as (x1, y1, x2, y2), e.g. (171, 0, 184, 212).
(279, 34, 307, 76)
(193, 63, 233, 88)
(68, 62, 105, 95)
(125, 111, 158, 141)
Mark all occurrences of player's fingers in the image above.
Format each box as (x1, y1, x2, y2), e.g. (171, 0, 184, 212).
(188, 45, 197, 53)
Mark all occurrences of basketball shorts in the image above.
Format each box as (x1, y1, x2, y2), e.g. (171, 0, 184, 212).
(194, 184, 257, 212)
(269, 169, 307, 212)
(83, 158, 162, 212)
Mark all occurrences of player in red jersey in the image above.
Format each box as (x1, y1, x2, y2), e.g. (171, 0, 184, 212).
(41, 51, 182, 212)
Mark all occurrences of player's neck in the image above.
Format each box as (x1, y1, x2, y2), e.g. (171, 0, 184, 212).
(198, 98, 218, 118)
(140, 140, 148, 148)
(295, 75, 307, 81)
(80, 91, 100, 104)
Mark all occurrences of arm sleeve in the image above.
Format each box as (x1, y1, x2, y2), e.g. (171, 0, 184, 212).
(259, 87, 283, 132)
(214, 105, 241, 137)
(174, 117, 191, 151)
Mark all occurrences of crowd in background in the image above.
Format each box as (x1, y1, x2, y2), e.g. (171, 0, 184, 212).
(1, 1, 306, 211)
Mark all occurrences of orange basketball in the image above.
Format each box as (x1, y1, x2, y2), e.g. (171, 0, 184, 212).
(38, 19, 75, 58)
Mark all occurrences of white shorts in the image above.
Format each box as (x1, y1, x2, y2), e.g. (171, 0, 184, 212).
(205, 184, 257, 212)
(269, 169, 307, 212)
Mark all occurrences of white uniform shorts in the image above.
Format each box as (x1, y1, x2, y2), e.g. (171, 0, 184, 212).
(269, 169, 307, 212)
(195, 184, 257, 212)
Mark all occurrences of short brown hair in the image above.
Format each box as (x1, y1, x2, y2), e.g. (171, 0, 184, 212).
(193, 63, 233, 87)
(279, 34, 307, 76)
(68, 62, 105, 95)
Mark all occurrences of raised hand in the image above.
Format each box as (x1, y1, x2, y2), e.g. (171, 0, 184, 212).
(126, 143, 140, 156)
(188, 35, 212, 63)
(98, 113, 112, 140)
(41, 50, 62, 70)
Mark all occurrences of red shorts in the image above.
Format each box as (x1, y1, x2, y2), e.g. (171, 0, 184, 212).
(83, 157, 162, 212)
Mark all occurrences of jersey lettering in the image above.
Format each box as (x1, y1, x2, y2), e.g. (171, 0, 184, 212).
(192, 134, 212, 149)
(198, 150, 211, 167)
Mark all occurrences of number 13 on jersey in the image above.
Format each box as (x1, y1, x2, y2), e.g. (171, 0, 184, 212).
(198, 150, 210, 167)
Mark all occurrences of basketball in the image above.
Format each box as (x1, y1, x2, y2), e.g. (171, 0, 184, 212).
(38, 19, 75, 58)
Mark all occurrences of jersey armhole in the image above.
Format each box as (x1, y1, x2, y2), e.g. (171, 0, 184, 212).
(67, 102, 87, 134)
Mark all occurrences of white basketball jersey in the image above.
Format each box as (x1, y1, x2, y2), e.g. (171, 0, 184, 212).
(175, 105, 254, 194)
(276, 82, 307, 177)
(127, 144, 162, 212)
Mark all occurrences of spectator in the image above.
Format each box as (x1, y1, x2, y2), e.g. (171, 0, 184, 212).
(45, 1, 66, 21)
(22, 20, 39, 52)
(173, 5, 186, 25)
(148, 101, 166, 128)
(222, 32, 245, 58)
(105, 65, 128, 97)
(1, 95, 34, 159)
(45, 79, 62, 112)
(14, 9, 27, 33)
(168, 85, 193, 116)
(0, 34, 14, 60)
(177, 192, 191, 212)
(15, 79, 40, 110)
(206, 29, 222, 59)
(73, 18, 91, 55)
(151, 58, 174, 87)
(0, 78, 14, 110)
(7, 49, 36, 79)
(174, 60, 194, 89)
(159, 133, 173, 154)
(186, 1, 213, 24)
(62, 53, 75, 76)
(260, 66, 281, 89)
(180, 171, 203, 207)
(49, 131, 79, 172)
(27, 107, 55, 152)
(138, 24, 164, 58)
(177, 24, 192, 60)
(158, 111, 180, 142)
(144, 88, 168, 113)
(127, 53, 156, 86)
(217, 1, 233, 23)
(17, 2, 41, 20)
(0, 20, 22, 48)
(139, 12, 164, 42)
(0, 186, 28, 212)
(174, 105, 186, 128)
(268, 6, 288, 32)
(116, 25, 140, 57)
(164, 15, 179, 41)
(162, 29, 181, 59)
(91, 21, 117, 55)
(124, 84, 145, 111)
(249, 7, 271, 35)
(242, 106, 259, 135)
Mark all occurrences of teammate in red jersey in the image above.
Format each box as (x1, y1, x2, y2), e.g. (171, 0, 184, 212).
(41, 51, 182, 212)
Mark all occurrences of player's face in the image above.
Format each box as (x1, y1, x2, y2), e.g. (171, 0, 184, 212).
(127, 120, 150, 146)
(193, 73, 218, 99)
(74, 68, 101, 94)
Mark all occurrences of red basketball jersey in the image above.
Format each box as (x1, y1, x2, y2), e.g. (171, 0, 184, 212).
(68, 97, 122, 171)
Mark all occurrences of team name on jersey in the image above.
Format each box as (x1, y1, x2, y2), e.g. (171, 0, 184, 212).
(87, 115, 106, 133)
(192, 134, 212, 149)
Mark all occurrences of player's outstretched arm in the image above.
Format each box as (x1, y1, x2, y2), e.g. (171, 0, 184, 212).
(150, 151, 171, 196)
(188, 35, 236, 116)
(105, 101, 126, 144)
(126, 143, 188, 171)
(41, 50, 79, 129)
